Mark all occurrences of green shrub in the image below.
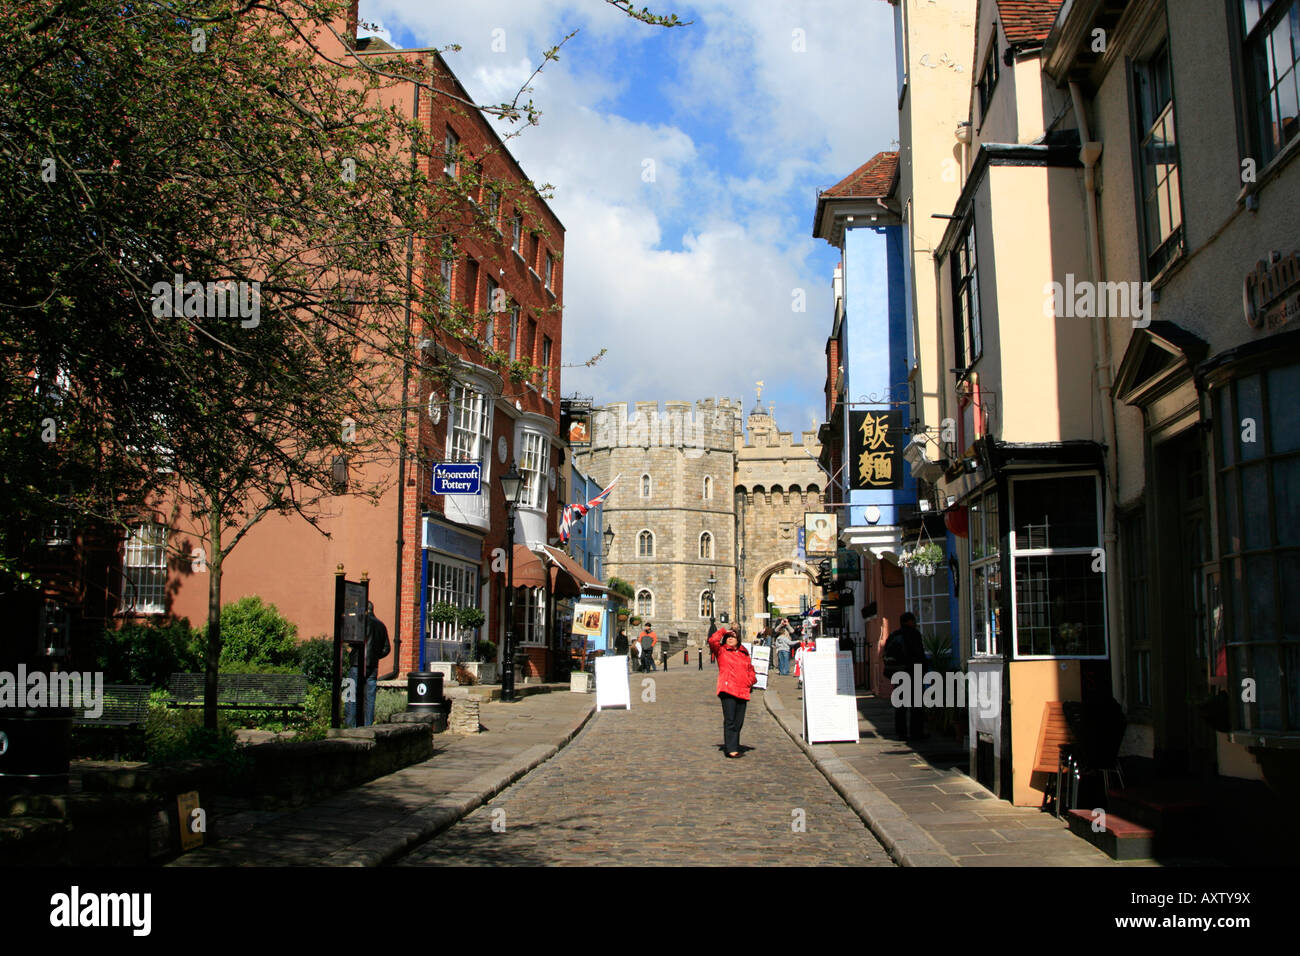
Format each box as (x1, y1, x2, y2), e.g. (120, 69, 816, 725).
(476, 640, 497, 661)
(193, 596, 299, 668)
(91, 618, 200, 687)
(374, 688, 407, 723)
(297, 636, 335, 688)
(144, 699, 244, 770)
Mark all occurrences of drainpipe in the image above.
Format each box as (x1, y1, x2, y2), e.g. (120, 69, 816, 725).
(384, 77, 421, 682)
(1070, 80, 1124, 701)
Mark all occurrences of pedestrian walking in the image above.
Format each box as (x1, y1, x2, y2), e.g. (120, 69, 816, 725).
(631, 635, 642, 673)
(884, 611, 927, 740)
(707, 625, 757, 758)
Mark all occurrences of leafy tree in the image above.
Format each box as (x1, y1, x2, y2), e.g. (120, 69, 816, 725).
(0, 0, 683, 729)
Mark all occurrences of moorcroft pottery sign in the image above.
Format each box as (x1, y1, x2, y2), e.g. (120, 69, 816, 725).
(1243, 251, 1300, 332)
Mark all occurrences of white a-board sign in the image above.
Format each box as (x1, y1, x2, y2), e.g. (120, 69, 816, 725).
(595, 655, 631, 710)
(815, 637, 839, 654)
(802, 651, 860, 743)
(746, 643, 771, 690)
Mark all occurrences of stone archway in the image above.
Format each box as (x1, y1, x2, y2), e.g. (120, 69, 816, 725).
(748, 557, 817, 636)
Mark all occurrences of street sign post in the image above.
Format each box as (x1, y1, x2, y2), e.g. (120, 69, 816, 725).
(432, 462, 481, 495)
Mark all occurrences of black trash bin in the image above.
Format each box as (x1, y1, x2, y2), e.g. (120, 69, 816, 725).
(406, 671, 444, 714)
(0, 706, 73, 793)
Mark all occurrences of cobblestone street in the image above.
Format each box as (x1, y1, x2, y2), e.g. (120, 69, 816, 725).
(397, 666, 894, 867)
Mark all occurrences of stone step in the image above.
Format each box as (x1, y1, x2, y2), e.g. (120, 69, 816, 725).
(1067, 808, 1155, 861)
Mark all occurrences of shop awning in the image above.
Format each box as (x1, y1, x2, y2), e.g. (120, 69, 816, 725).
(541, 545, 604, 598)
(510, 544, 549, 589)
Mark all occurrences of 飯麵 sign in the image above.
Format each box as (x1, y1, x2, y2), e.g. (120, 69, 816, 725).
(848, 409, 903, 490)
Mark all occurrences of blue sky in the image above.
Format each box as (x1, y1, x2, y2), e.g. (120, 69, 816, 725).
(363, 0, 898, 437)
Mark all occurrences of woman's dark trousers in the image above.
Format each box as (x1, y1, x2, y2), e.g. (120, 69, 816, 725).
(720, 692, 747, 754)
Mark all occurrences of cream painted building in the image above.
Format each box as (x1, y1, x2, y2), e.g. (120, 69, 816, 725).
(888, 0, 1299, 848)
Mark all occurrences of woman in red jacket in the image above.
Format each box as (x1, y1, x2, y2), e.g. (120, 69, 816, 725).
(707, 626, 758, 758)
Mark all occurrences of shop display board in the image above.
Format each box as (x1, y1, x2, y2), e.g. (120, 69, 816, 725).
(802, 651, 860, 743)
(594, 655, 630, 710)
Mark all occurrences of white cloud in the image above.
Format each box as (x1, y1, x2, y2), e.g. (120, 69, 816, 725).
(361, 0, 895, 416)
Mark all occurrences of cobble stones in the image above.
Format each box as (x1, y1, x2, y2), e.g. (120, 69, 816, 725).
(397, 667, 893, 867)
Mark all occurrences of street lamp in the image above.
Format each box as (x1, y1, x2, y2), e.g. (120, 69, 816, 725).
(707, 572, 718, 644)
(602, 524, 615, 559)
(499, 460, 524, 702)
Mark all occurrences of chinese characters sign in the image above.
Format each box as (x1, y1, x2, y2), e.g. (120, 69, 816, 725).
(849, 409, 903, 490)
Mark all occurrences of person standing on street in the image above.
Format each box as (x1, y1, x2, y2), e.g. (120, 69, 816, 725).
(640, 622, 658, 672)
(346, 602, 389, 727)
(884, 611, 927, 740)
(707, 625, 757, 758)
(630, 634, 642, 673)
(615, 627, 629, 659)
(774, 627, 794, 677)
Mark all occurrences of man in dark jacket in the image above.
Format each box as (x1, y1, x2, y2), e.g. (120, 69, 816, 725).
(346, 602, 390, 727)
(884, 611, 927, 740)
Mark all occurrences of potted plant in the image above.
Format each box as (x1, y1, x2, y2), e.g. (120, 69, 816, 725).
(457, 606, 495, 683)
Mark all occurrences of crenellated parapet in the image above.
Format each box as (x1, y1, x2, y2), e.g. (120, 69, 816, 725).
(588, 398, 738, 457)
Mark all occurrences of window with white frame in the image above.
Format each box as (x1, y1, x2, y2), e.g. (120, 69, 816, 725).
(447, 383, 491, 467)
(484, 277, 498, 349)
(487, 189, 501, 229)
(636, 589, 654, 617)
(545, 252, 555, 290)
(443, 126, 459, 178)
(518, 430, 550, 509)
(439, 249, 454, 309)
(121, 522, 167, 614)
(968, 490, 1002, 656)
(427, 557, 478, 648)
(699, 531, 714, 560)
(542, 337, 552, 399)
(511, 214, 523, 254)
(1010, 474, 1107, 657)
(509, 306, 519, 360)
(640, 473, 652, 497)
(905, 551, 951, 641)
(638, 529, 654, 557)
(515, 586, 546, 645)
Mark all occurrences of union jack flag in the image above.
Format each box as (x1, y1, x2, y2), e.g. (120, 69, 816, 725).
(559, 474, 620, 543)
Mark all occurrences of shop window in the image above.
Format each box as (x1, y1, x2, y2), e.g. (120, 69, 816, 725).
(1215, 361, 1300, 733)
(514, 586, 546, 645)
(1240, 0, 1300, 168)
(968, 490, 1002, 656)
(1009, 474, 1107, 658)
(427, 558, 479, 654)
(904, 545, 951, 642)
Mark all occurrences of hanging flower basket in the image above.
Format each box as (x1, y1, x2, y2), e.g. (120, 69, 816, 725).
(899, 541, 944, 577)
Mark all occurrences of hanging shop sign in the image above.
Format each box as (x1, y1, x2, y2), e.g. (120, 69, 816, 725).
(848, 409, 904, 490)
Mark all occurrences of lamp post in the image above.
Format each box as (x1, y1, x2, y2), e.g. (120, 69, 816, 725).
(499, 461, 524, 703)
(602, 524, 615, 561)
(707, 572, 718, 644)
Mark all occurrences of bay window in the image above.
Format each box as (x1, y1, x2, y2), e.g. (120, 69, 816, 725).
(518, 429, 550, 509)
(447, 383, 491, 467)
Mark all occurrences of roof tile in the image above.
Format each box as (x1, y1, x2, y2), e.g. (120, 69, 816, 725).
(996, 0, 1064, 45)
(822, 151, 899, 199)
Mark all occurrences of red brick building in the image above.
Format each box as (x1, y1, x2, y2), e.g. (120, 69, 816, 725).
(33, 6, 578, 683)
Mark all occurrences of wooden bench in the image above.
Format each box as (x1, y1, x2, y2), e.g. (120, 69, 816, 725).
(74, 684, 153, 760)
(167, 673, 308, 719)
(1032, 701, 1084, 817)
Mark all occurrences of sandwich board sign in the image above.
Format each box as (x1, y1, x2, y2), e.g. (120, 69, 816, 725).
(802, 651, 860, 744)
(595, 655, 631, 710)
